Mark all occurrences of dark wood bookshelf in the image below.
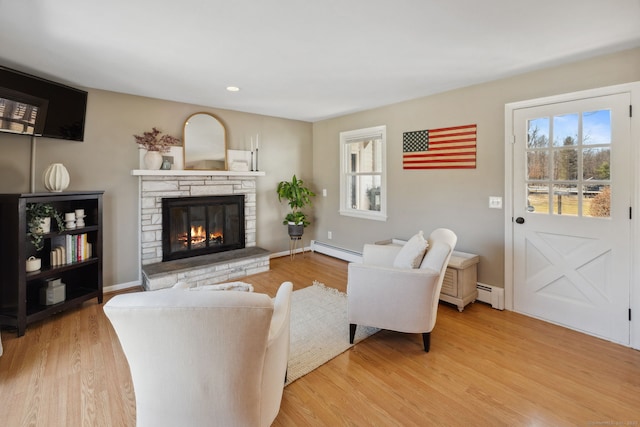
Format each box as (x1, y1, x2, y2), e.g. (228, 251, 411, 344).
(0, 191, 103, 336)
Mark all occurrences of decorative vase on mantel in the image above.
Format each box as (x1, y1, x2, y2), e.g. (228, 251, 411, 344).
(144, 150, 163, 170)
(43, 163, 70, 192)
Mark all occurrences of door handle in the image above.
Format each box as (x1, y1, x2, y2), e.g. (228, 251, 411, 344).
(515, 217, 525, 224)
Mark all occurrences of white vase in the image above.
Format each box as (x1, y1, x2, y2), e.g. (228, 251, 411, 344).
(38, 217, 51, 234)
(144, 151, 163, 170)
(30, 217, 51, 235)
(43, 163, 70, 192)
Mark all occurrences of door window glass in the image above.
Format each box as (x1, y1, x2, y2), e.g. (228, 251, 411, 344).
(526, 109, 611, 218)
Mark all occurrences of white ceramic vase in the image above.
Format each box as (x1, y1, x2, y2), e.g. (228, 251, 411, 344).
(43, 163, 70, 192)
(29, 217, 51, 235)
(144, 151, 163, 170)
(37, 217, 51, 234)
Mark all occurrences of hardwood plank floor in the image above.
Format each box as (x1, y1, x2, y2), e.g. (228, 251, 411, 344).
(1, 252, 639, 426)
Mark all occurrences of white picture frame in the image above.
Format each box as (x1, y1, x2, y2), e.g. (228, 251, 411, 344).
(227, 149, 252, 171)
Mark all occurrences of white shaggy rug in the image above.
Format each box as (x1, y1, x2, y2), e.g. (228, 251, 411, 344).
(285, 281, 378, 386)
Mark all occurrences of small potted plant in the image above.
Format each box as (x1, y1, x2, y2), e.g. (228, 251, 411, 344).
(26, 203, 65, 251)
(134, 127, 181, 170)
(276, 174, 315, 238)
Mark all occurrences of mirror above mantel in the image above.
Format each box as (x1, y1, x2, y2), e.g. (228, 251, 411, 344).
(183, 112, 227, 170)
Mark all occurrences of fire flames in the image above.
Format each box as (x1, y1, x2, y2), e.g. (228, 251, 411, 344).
(190, 225, 206, 245)
(177, 226, 224, 247)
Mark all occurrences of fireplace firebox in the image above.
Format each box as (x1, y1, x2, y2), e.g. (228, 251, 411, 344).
(162, 195, 245, 261)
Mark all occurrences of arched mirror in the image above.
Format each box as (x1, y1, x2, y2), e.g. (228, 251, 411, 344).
(183, 113, 227, 170)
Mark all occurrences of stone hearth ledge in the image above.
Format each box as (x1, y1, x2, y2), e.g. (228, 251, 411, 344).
(142, 247, 270, 291)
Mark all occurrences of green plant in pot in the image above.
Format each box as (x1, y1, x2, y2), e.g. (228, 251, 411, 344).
(26, 203, 65, 251)
(276, 174, 315, 238)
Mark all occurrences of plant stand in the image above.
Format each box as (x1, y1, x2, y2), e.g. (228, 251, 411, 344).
(289, 236, 304, 260)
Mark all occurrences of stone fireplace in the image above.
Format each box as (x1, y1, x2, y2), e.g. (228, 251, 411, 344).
(133, 170, 269, 290)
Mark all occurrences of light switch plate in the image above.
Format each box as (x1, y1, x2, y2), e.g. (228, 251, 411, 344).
(489, 196, 503, 209)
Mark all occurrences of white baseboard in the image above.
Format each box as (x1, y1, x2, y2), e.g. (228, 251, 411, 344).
(310, 240, 362, 263)
(104, 280, 142, 294)
(270, 246, 311, 258)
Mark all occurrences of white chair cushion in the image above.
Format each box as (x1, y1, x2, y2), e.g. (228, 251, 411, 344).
(393, 231, 429, 269)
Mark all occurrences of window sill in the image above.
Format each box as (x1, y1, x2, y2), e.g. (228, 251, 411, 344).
(339, 209, 387, 221)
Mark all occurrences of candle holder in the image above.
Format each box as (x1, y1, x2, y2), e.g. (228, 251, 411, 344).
(250, 151, 254, 172)
(255, 148, 259, 172)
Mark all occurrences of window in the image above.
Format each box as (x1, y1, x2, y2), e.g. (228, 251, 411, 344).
(526, 109, 611, 217)
(339, 125, 387, 221)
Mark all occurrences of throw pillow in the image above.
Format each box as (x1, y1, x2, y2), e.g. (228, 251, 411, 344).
(393, 231, 429, 269)
(419, 241, 451, 271)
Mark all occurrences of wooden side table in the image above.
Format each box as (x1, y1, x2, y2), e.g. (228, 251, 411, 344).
(440, 251, 479, 312)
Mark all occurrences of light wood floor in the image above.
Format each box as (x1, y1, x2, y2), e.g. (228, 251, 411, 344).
(1, 252, 639, 426)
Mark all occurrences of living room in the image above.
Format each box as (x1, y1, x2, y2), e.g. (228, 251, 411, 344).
(1, 1, 640, 425)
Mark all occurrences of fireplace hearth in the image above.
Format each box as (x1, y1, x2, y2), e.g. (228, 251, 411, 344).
(162, 195, 245, 261)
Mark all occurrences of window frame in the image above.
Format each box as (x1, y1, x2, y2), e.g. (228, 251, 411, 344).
(339, 125, 387, 221)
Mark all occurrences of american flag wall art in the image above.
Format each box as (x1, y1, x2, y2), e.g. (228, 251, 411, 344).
(402, 124, 477, 169)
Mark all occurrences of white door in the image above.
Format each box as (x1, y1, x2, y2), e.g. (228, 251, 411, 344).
(512, 93, 631, 345)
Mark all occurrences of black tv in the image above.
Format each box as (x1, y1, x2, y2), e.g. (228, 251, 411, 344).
(0, 65, 87, 141)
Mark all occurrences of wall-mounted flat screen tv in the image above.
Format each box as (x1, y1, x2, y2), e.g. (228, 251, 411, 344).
(0, 66, 87, 141)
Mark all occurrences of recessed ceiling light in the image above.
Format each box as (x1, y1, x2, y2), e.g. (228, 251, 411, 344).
(226, 86, 240, 92)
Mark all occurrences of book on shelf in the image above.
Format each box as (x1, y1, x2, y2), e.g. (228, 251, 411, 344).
(50, 233, 93, 267)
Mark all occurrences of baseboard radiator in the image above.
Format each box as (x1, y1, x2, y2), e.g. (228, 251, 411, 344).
(476, 282, 505, 310)
(310, 240, 363, 263)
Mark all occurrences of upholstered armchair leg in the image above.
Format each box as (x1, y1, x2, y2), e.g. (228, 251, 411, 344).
(349, 324, 357, 344)
(284, 368, 288, 384)
(422, 332, 431, 352)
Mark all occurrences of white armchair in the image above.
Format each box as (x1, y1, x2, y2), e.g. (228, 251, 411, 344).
(347, 229, 457, 352)
(103, 281, 293, 427)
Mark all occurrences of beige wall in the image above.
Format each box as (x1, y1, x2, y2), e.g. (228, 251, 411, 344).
(2, 47, 637, 289)
(312, 47, 640, 287)
(0, 90, 312, 288)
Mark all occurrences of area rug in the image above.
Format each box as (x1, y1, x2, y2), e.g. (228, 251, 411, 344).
(285, 281, 378, 386)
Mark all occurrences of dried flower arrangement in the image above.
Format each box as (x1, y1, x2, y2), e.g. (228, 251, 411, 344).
(133, 127, 181, 153)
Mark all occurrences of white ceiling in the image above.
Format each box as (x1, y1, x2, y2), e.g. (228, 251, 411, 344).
(1, 0, 639, 122)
